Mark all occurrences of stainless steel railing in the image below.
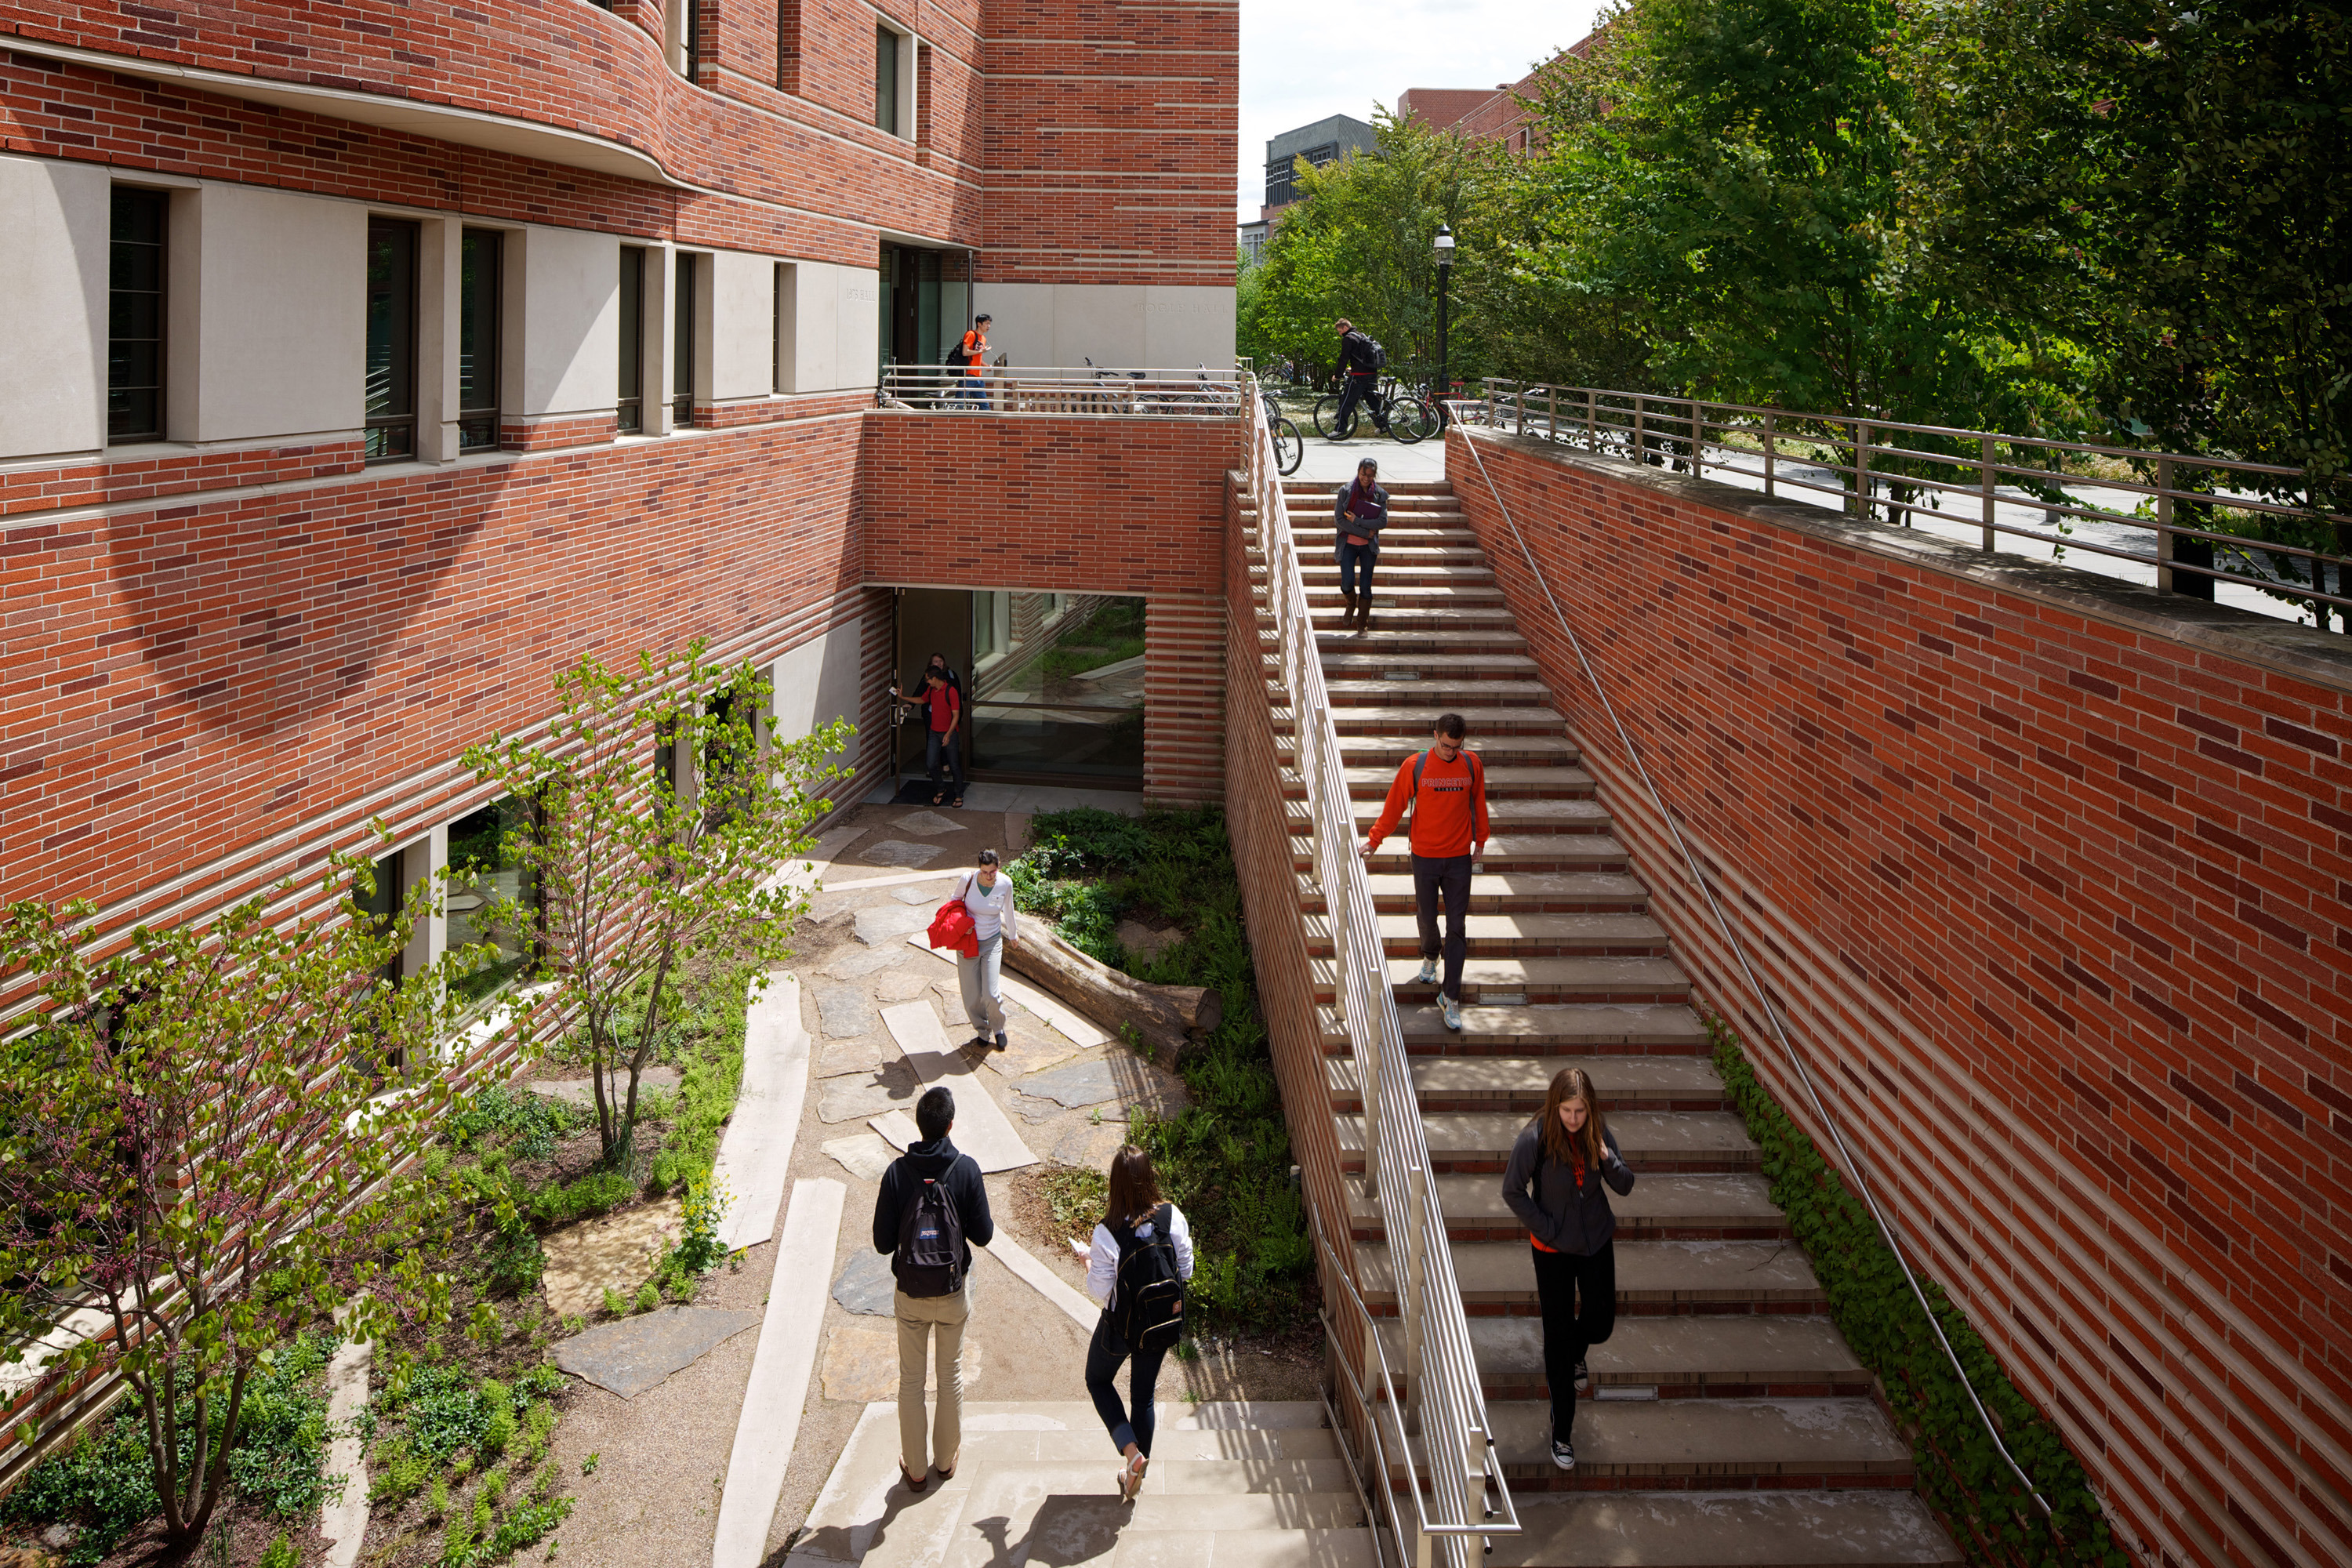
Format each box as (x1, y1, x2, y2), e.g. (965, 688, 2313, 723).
(1478, 379, 2352, 628)
(1242, 376, 1518, 1568)
(878, 364, 1243, 417)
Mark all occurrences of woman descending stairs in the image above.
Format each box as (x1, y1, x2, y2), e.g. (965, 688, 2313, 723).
(1261, 476, 1962, 1567)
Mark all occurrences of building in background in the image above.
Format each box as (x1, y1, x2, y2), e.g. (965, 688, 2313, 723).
(1399, 32, 1602, 154)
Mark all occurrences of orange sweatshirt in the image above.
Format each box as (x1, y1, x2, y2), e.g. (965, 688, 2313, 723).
(1367, 748, 1488, 858)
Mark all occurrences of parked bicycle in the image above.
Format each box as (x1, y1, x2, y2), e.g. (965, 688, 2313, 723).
(1261, 386, 1304, 474)
(1312, 376, 1439, 445)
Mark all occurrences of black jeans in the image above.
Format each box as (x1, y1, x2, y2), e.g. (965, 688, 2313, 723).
(1335, 373, 1388, 434)
(1335, 539, 1378, 599)
(1412, 852, 1472, 1000)
(924, 728, 964, 793)
(1531, 1240, 1616, 1444)
(1084, 1312, 1171, 1457)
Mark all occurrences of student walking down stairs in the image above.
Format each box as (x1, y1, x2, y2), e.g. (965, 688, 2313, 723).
(1272, 473, 1962, 1565)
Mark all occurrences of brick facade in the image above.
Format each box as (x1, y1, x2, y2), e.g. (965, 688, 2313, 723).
(1447, 426, 2352, 1568)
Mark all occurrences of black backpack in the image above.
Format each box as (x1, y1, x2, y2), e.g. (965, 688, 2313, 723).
(1366, 336, 1388, 370)
(1112, 1204, 1186, 1353)
(894, 1174, 965, 1297)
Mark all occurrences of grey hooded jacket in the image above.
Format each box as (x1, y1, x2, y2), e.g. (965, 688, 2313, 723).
(1500, 1122, 1635, 1257)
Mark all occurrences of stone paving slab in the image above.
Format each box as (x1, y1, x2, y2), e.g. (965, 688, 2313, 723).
(554, 1306, 760, 1399)
(855, 839, 951, 869)
(823, 1131, 899, 1181)
(816, 982, 884, 1040)
(895, 811, 965, 837)
(833, 1247, 898, 1316)
(715, 973, 814, 1250)
(880, 1000, 1039, 1172)
(818, 1061, 924, 1124)
(827, 946, 928, 981)
(528, 1065, 681, 1106)
(540, 1197, 683, 1319)
(858, 904, 938, 946)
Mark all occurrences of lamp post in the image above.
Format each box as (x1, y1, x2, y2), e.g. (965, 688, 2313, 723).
(1432, 223, 1456, 423)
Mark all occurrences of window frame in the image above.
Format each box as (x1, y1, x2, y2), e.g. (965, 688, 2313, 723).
(672, 251, 699, 429)
(456, 227, 503, 452)
(364, 216, 421, 463)
(874, 24, 899, 133)
(107, 187, 170, 445)
(618, 244, 646, 433)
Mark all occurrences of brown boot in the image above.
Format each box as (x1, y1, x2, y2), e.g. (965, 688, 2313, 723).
(1354, 594, 1373, 633)
(1338, 591, 1356, 630)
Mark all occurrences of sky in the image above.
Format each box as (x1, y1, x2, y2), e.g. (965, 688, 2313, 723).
(1237, 0, 1609, 220)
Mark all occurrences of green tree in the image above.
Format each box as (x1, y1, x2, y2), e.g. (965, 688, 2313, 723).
(0, 858, 470, 1548)
(463, 645, 850, 1168)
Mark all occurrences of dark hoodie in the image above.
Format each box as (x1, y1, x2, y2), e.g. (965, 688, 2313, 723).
(872, 1134, 995, 1272)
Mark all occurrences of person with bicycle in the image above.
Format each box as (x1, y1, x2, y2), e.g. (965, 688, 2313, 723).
(1333, 318, 1392, 438)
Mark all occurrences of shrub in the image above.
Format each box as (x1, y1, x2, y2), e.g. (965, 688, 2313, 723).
(633, 1282, 659, 1313)
(531, 1166, 637, 1229)
(450, 1084, 587, 1163)
(258, 1532, 299, 1568)
(227, 1334, 343, 1522)
(0, 1411, 159, 1565)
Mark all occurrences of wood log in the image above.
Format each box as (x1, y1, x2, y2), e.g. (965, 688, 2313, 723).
(1004, 926, 1223, 1061)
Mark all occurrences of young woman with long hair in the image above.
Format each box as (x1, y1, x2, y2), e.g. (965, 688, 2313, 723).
(1500, 1067, 1633, 1471)
(1081, 1145, 1194, 1501)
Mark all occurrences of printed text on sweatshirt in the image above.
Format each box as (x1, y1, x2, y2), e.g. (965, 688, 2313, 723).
(1367, 748, 1490, 858)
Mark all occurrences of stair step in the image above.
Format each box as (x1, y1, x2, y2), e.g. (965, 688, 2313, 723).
(1126, 1495, 1368, 1530)
(1329, 733, 1580, 764)
(1349, 837, 1630, 873)
(1463, 1399, 1911, 1486)
(1488, 1490, 1961, 1566)
(1311, 912, 1668, 959)
(1317, 1002, 1711, 1053)
(1379, 954, 1693, 1004)
(1343, 764, 1593, 799)
(1327, 705, 1565, 736)
(1320, 652, 1539, 677)
(1339, 1110, 1756, 1173)
(1028, 1428, 1341, 1462)
(1347, 870, 1641, 912)
(1345, 797, 1614, 834)
(1323, 678, 1554, 709)
(1345, 1171, 1786, 1240)
(1109, 1528, 1377, 1568)
(1326, 1053, 1726, 1111)
(1356, 1237, 1822, 1311)
(1372, 1315, 1866, 1396)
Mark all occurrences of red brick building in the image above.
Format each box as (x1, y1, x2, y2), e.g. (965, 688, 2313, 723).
(1398, 31, 1604, 154)
(0, 0, 1239, 983)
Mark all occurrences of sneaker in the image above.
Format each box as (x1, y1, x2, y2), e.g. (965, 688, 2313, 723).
(967, 1034, 992, 1051)
(1413, 956, 1439, 986)
(993, 1031, 1008, 1052)
(1550, 1439, 1575, 1472)
(1441, 994, 1463, 1032)
(1573, 1360, 1590, 1395)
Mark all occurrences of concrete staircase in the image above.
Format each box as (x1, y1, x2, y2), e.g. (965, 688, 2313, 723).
(1256, 477, 1961, 1566)
(786, 1401, 1374, 1568)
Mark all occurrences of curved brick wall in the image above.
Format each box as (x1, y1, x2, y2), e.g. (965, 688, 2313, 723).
(1447, 426, 2351, 1568)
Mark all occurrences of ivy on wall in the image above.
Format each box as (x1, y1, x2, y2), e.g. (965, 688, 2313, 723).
(1706, 1014, 2129, 1567)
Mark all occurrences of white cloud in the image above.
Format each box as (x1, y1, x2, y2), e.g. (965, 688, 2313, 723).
(1240, 0, 1608, 220)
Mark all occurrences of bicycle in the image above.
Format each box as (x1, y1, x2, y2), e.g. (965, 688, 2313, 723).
(1312, 376, 1438, 445)
(1261, 387, 1303, 475)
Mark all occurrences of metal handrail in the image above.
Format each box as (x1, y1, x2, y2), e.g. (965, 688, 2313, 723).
(1481, 379, 2352, 627)
(878, 364, 1243, 417)
(1242, 377, 1519, 1568)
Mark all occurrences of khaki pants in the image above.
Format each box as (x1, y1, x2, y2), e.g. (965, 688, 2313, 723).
(895, 1283, 971, 1474)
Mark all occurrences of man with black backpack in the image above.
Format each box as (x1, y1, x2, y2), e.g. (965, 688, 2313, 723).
(945, 314, 992, 407)
(872, 1086, 994, 1491)
(1333, 318, 1391, 438)
(1359, 712, 1489, 1032)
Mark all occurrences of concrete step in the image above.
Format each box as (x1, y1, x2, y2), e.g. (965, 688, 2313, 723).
(1322, 677, 1555, 710)
(1486, 1490, 1961, 1566)
(1327, 705, 1565, 738)
(1303, 582, 1504, 605)
(1339, 1110, 1757, 1174)
(1316, 1002, 1711, 1054)
(1301, 911, 1669, 960)
(1297, 835, 1632, 877)
(1346, 869, 1642, 913)
(1327, 733, 1580, 765)
(1355, 1237, 1823, 1311)
(1312, 626, 1530, 655)
(1326, 1053, 1727, 1112)
(1341, 797, 1616, 835)
(1345, 1171, 1787, 1242)
(1320, 652, 1539, 678)
(1109, 1528, 1377, 1568)
(1372, 1314, 1867, 1398)
(1381, 953, 1693, 1005)
(1461, 1398, 1911, 1487)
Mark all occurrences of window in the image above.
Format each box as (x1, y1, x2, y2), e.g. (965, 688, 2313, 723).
(673, 253, 697, 427)
(364, 218, 419, 461)
(682, 0, 701, 75)
(773, 263, 786, 394)
(618, 245, 645, 432)
(107, 188, 168, 444)
(775, 0, 797, 89)
(457, 229, 502, 451)
(447, 797, 539, 1006)
(874, 25, 898, 132)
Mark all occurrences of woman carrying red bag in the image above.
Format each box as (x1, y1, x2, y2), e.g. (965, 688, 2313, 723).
(953, 850, 1018, 1051)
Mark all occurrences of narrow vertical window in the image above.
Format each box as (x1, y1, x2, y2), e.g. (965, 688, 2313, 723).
(775, 0, 797, 89)
(875, 26, 898, 132)
(618, 245, 645, 432)
(682, 0, 700, 76)
(458, 228, 502, 452)
(108, 188, 167, 444)
(364, 217, 419, 462)
(673, 254, 697, 427)
(773, 263, 785, 393)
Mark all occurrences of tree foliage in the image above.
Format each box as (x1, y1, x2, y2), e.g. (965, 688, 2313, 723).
(0, 858, 473, 1547)
(463, 644, 850, 1169)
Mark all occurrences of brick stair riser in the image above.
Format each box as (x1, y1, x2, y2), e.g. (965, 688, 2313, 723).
(1326, 711, 1563, 738)
(1340, 1151, 1754, 1176)
(1321, 686, 1544, 710)
(1292, 844, 1636, 874)
(1341, 779, 1594, 802)
(1319, 1033, 1716, 1058)
(1350, 1217, 1794, 1246)
(1289, 815, 1616, 844)
(1327, 1091, 1731, 1115)
(1414, 1468, 1918, 1495)
(1300, 891, 1648, 915)
(1316, 982, 1690, 1007)
(1314, 936, 1672, 961)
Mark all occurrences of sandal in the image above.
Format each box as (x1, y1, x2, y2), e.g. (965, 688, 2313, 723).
(902, 1466, 927, 1493)
(951, 796, 964, 809)
(1118, 1450, 1147, 1502)
(931, 792, 946, 807)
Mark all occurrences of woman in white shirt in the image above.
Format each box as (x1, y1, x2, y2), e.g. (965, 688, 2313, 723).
(1082, 1145, 1194, 1501)
(955, 849, 1018, 1052)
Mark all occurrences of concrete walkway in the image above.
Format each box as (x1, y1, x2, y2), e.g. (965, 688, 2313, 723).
(1290, 430, 1447, 484)
(714, 974, 813, 1251)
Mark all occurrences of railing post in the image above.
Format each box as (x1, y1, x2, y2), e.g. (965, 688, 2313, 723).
(1547, 385, 1558, 444)
(1633, 397, 1646, 467)
(1514, 383, 1526, 437)
(1980, 434, 1997, 554)
(1762, 412, 1777, 497)
(1584, 389, 1596, 452)
(1692, 400, 1704, 479)
(2156, 456, 2175, 594)
(1400, 1160, 1427, 1434)
(1853, 419, 1871, 520)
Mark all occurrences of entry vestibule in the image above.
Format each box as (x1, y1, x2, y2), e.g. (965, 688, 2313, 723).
(880, 245, 973, 374)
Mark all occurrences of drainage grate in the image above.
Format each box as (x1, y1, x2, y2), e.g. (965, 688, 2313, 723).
(1595, 1385, 1659, 1401)
(1479, 992, 1527, 1007)
(1382, 670, 1421, 681)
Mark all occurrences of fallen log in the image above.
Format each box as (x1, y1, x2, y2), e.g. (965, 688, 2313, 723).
(1004, 926, 1222, 1062)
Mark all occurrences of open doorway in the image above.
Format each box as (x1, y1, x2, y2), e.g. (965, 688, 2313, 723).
(891, 589, 1144, 790)
(880, 245, 973, 374)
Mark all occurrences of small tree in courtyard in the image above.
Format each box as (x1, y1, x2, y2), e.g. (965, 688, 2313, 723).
(0, 857, 475, 1549)
(464, 643, 851, 1169)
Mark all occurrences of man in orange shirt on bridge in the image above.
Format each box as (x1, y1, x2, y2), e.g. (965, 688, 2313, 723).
(1359, 712, 1488, 1031)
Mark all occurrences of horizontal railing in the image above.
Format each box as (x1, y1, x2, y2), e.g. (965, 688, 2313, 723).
(878, 364, 1243, 418)
(1243, 376, 1518, 1568)
(1475, 380, 2352, 630)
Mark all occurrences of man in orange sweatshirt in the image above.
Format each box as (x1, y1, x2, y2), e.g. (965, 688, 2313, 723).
(1358, 713, 1488, 1030)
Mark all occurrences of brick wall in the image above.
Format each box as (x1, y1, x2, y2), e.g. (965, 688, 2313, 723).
(859, 412, 1232, 801)
(1447, 426, 2352, 1568)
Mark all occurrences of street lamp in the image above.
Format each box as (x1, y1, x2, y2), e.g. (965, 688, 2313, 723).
(1432, 223, 1456, 423)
